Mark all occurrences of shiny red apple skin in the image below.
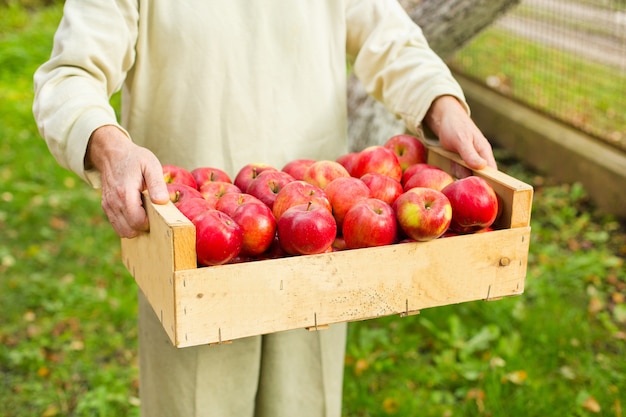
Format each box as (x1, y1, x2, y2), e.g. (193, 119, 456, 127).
(272, 180, 331, 220)
(199, 181, 241, 207)
(351, 145, 402, 182)
(192, 209, 243, 266)
(383, 134, 427, 172)
(441, 176, 499, 233)
(231, 201, 277, 257)
(360, 172, 403, 206)
(215, 192, 264, 217)
(401, 163, 430, 186)
(233, 163, 278, 192)
(167, 183, 205, 207)
(191, 166, 232, 189)
(324, 176, 371, 230)
(176, 197, 215, 221)
(281, 159, 316, 181)
(342, 198, 398, 249)
(335, 152, 359, 176)
(277, 202, 337, 255)
(246, 170, 295, 210)
(162, 164, 198, 189)
(393, 187, 452, 241)
(303, 160, 350, 190)
(402, 165, 454, 192)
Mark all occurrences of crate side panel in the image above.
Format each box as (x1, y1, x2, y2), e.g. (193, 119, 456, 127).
(121, 198, 195, 346)
(172, 228, 529, 347)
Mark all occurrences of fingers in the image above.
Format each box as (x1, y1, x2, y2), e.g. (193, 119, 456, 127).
(436, 116, 498, 171)
(424, 97, 498, 171)
(97, 148, 168, 239)
(101, 177, 150, 239)
(454, 133, 497, 171)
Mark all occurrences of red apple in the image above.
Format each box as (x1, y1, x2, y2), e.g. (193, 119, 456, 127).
(167, 183, 204, 207)
(231, 201, 277, 257)
(441, 176, 499, 233)
(215, 192, 264, 217)
(162, 164, 197, 189)
(281, 159, 316, 181)
(272, 180, 331, 220)
(393, 187, 452, 241)
(176, 197, 215, 221)
(342, 198, 398, 249)
(303, 160, 350, 190)
(324, 176, 371, 230)
(191, 166, 232, 189)
(403, 165, 454, 192)
(360, 172, 403, 206)
(199, 181, 241, 207)
(336, 152, 359, 176)
(383, 134, 427, 171)
(351, 145, 402, 182)
(193, 209, 243, 266)
(246, 170, 295, 209)
(401, 163, 429, 186)
(233, 163, 278, 192)
(277, 202, 337, 255)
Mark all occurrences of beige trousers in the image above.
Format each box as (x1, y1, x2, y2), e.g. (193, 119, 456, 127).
(138, 292, 347, 417)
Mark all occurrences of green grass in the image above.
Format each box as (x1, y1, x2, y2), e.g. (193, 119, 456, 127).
(1, 3, 625, 417)
(1, 5, 140, 417)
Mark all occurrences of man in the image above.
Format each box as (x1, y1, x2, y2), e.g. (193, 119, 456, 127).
(33, 1, 496, 416)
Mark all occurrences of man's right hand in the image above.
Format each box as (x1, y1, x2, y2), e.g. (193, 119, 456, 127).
(85, 125, 170, 238)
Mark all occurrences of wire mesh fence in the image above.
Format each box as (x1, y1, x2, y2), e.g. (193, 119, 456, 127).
(449, 0, 626, 153)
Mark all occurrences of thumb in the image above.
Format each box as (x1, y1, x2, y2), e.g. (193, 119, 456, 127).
(144, 166, 170, 205)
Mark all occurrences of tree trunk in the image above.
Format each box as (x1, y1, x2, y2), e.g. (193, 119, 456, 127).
(347, 0, 521, 151)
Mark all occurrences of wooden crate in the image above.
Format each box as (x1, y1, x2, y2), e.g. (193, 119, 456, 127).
(121, 144, 533, 348)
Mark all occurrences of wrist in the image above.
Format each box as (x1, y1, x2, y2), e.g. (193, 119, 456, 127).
(85, 125, 131, 171)
(424, 95, 465, 136)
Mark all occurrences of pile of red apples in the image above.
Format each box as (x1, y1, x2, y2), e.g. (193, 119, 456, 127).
(162, 134, 500, 267)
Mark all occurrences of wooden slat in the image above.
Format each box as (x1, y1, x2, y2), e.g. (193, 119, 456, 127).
(170, 227, 529, 347)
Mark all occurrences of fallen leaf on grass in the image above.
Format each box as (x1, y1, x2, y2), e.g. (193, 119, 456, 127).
(382, 397, 399, 414)
(588, 296, 604, 315)
(613, 398, 622, 417)
(501, 370, 527, 385)
(354, 358, 369, 377)
(613, 304, 626, 324)
(465, 388, 485, 413)
(577, 390, 602, 413)
(41, 404, 59, 417)
(559, 366, 576, 380)
(582, 395, 601, 413)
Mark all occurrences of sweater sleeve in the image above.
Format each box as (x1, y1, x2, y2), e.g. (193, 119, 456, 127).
(345, 0, 469, 133)
(32, 0, 138, 186)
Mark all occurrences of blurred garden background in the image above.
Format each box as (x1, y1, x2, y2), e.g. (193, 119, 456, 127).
(1, 1, 625, 416)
